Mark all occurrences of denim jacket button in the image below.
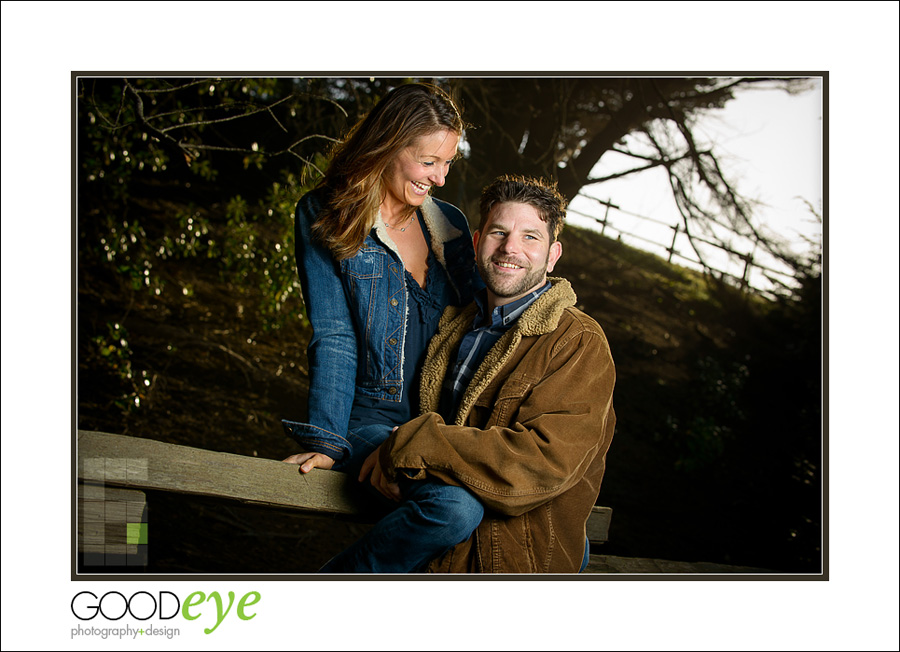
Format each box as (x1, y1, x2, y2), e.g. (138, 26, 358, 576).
(387, 387, 398, 395)
(389, 338, 398, 346)
(390, 298, 399, 307)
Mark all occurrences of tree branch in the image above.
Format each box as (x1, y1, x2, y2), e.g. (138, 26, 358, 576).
(154, 94, 297, 134)
(124, 79, 195, 166)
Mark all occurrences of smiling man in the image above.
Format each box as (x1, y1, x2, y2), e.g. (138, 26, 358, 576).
(322, 175, 617, 574)
(475, 201, 561, 301)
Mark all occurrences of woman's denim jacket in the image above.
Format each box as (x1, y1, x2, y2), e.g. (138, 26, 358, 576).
(282, 188, 481, 462)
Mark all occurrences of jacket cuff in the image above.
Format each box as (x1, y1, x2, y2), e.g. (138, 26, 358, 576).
(381, 412, 443, 481)
(282, 419, 350, 461)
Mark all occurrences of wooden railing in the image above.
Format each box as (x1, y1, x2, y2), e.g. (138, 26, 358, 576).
(76, 430, 612, 570)
(570, 195, 803, 297)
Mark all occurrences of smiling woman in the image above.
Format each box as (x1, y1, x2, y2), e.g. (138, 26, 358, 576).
(309, 83, 466, 262)
(382, 128, 459, 218)
(379, 128, 461, 287)
(280, 83, 482, 480)
(279, 82, 488, 573)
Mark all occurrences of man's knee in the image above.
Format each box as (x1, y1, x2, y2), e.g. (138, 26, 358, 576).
(406, 481, 484, 541)
(439, 485, 484, 532)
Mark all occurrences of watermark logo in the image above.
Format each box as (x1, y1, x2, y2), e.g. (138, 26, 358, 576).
(70, 590, 260, 636)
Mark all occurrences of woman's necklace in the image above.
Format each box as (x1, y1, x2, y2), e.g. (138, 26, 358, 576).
(385, 212, 416, 232)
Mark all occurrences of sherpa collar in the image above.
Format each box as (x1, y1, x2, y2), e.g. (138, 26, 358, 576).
(373, 196, 463, 269)
(419, 277, 578, 423)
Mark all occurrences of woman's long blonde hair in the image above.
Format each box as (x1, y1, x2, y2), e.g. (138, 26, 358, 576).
(313, 82, 464, 260)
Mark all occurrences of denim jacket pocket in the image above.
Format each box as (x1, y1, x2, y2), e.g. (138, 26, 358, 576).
(340, 245, 384, 280)
(339, 245, 403, 391)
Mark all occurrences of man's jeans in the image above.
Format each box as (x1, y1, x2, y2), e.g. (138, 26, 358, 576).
(320, 477, 484, 573)
(322, 423, 484, 573)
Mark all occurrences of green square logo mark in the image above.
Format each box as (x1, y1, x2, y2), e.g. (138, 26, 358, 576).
(126, 522, 148, 545)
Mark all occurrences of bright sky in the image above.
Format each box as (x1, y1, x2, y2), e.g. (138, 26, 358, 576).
(568, 78, 824, 294)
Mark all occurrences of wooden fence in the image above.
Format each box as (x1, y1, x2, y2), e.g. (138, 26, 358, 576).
(571, 195, 800, 296)
(76, 430, 778, 574)
(76, 430, 612, 572)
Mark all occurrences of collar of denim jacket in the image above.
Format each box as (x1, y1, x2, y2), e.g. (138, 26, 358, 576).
(373, 196, 464, 270)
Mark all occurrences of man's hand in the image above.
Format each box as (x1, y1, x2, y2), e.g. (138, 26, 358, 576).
(283, 452, 335, 474)
(359, 445, 402, 502)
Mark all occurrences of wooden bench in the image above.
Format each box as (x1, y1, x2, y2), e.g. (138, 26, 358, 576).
(76, 430, 612, 571)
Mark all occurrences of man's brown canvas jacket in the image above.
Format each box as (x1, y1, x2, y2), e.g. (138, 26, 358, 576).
(380, 277, 616, 573)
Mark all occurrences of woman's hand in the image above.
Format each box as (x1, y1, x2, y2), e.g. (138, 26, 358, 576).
(359, 445, 402, 502)
(283, 452, 335, 474)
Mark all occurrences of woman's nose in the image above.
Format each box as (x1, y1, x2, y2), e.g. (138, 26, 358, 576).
(430, 164, 448, 187)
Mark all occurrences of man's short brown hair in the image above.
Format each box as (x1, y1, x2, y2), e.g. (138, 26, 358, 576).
(478, 175, 568, 241)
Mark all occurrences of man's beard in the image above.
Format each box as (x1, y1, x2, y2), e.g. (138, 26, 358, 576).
(478, 253, 549, 300)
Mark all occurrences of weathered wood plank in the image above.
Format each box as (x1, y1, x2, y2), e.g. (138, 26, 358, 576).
(76, 430, 611, 541)
(587, 506, 612, 545)
(78, 430, 369, 517)
(584, 554, 773, 574)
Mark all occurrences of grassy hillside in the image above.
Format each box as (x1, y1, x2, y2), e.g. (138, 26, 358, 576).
(555, 226, 821, 571)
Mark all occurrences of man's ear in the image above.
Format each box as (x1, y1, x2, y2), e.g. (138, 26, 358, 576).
(546, 240, 562, 273)
(472, 229, 481, 251)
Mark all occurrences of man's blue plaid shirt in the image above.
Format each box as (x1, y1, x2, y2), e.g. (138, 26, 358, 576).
(438, 281, 551, 422)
